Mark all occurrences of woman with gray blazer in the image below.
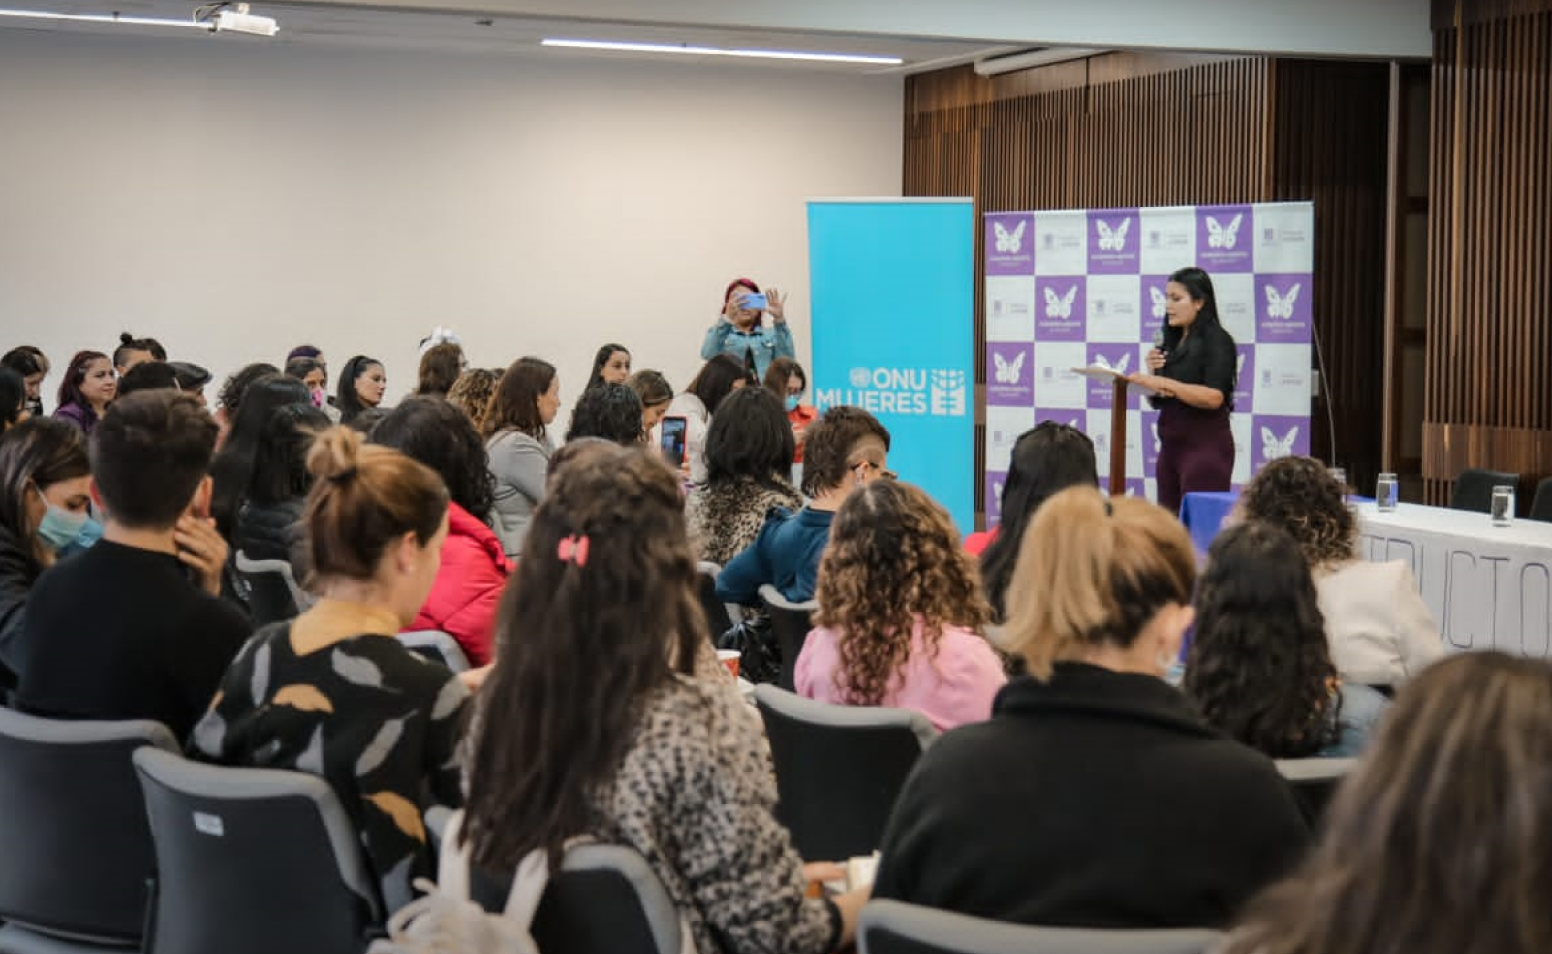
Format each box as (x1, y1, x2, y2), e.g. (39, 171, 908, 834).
(483, 357, 561, 558)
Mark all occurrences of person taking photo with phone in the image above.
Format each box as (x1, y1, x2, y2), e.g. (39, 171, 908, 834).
(701, 277, 795, 382)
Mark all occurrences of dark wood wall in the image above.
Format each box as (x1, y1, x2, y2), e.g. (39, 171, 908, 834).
(1425, 0, 1552, 506)
(904, 55, 1392, 520)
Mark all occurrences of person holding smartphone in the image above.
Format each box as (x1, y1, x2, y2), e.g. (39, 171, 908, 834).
(701, 277, 795, 382)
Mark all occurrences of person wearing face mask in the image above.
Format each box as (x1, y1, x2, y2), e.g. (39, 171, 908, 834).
(701, 277, 796, 382)
(717, 406, 891, 606)
(0, 419, 93, 693)
(2, 347, 51, 418)
(763, 357, 817, 468)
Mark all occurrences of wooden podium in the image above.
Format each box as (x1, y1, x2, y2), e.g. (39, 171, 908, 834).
(1072, 366, 1153, 496)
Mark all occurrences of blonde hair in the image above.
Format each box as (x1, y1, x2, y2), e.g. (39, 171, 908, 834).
(1002, 487, 1195, 679)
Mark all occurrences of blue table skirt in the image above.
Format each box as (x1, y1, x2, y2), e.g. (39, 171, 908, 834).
(1180, 491, 1374, 556)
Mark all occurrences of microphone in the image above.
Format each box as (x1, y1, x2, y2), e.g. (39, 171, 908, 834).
(1151, 329, 1169, 355)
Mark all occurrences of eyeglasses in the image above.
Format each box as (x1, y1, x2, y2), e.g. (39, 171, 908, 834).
(851, 460, 897, 481)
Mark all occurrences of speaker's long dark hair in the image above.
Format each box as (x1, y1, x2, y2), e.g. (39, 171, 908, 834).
(461, 445, 707, 870)
(1160, 266, 1230, 353)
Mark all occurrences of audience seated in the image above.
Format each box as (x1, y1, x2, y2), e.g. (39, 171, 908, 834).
(687, 386, 802, 565)
(2, 346, 50, 417)
(336, 355, 387, 424)
(585, 342, 632, 390)
(628, 369, 674, 437)
(1220, 651, 1552, 954)
(372, 397, 511, 665)
(232, 403, 331, 617)
(414, 342, 464, 400)
(191, 426, 467, 914)
(0, 367, 26, 429)
(764, 356, 817, 467)
(972, 422, 1098, 620)
(1184, 521, 1389, 759)
(115, 359, 179, 397)
(213, 361, 281, 448)
(446, 367, 499, 432)
(717, 405, 890, 605)
(484, 357, 560, 558)
(871, 487, 1309, 929)
(112, 331, 165, 376)
(462, 443, 865, 954)
(797, 480, 1003, 731)
(666, 354, 749, 485)
(52, 349, 116, 434)
(0, 419, 91, 691)
(565, 382, 645, 445)
(1239, 456, 1443, 686)
(208, 374, 311, 542)
(12, 392, 250, 739)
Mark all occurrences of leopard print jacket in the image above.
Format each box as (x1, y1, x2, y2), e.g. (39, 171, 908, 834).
(592, 675, 839, 954)
(688, 477, 804, 568)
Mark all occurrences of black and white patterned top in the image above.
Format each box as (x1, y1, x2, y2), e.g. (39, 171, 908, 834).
(190, 623, 468, 913)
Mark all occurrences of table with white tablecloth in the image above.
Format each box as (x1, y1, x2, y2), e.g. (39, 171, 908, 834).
(1356, 503, 1552, 656)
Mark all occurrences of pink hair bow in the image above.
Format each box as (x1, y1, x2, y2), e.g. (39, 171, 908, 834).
(557, 534, 590, 567)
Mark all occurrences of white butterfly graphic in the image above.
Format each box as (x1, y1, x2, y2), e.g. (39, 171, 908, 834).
(1264, 283, 1302, 319)
(1043, 285, 1078, 318)
(1095, 218, 1131, 251)
(993, 220, 1027, 253)
(1235, 353, 1246, 378)
(1150, 422, 1161, 452)
(992, 351, 1025, 384)
(1261, 425, 1299, 459)
(993, 481, 1005, 501)
(1093, 353, 1132, 375)
(1148, 286, 1166, 319)
(1205, 213, 1244, 249)
(1067, 417, 1081, 429)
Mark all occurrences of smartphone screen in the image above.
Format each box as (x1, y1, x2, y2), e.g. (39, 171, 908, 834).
(660, 416, 688, 467)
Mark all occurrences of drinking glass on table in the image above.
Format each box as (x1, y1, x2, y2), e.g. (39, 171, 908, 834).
(1375, 473, 1399, 512)
(1491, 485, 1516, 527)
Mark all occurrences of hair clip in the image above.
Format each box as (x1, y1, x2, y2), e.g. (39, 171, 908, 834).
(328, 466, 358, 484)
(557, 534, 590, 567)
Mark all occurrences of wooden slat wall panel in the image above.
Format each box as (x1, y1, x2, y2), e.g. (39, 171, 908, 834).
(1424, 6, 1552, 505)
(1270, 61, 1392, 495)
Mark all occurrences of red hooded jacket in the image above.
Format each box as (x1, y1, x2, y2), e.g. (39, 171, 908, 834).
(405, 502, 512, 666)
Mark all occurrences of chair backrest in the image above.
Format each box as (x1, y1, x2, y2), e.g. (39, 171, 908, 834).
(471, 843, 683, 954)
(696, 561, 734, 640)
(859, 900, 1223, 954)
(1450, 468, 1520, 513)
(0, 707, 177, 943)
(753, 684, 937, 861)
(1530, 477, 1552, 522)
(396, 630, 472, 674)
(132, 747, 381, 954)
(1275, 756, 1358, 825)
(233, 550, 311, 627)
(758, 583, 819, 691)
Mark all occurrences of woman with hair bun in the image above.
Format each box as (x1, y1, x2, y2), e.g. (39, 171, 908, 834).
(797, 480, 1003, 731)
(192, 426, 466, 916)
(871, 487, 1307, 929)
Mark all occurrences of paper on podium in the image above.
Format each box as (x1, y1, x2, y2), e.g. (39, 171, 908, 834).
(1071, 365, 1156, 395)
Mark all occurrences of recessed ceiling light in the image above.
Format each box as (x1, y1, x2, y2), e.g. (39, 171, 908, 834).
(541, 38, 903, 66)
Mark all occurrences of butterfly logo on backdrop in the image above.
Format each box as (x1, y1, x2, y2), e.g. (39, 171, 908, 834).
(1235, 353, 1246, 378)
(1261, 426, 1299, 460)
(1265, 283, 1302, 319)
(1205, 213, 1244, 249)
(992, 220, 1027, 254)
(993, 481, 1004, 502)
(1095, 218, 1131, 251)
(1148, 287, 1167, 320)
(1092, 353, 1131, 375)
(1043, 285, 1078, 318)
(1150, 421, 1161, 453)
(992, 352, 1026, 385)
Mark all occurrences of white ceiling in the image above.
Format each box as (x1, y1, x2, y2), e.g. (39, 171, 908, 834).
(0, 0, 1019, 72)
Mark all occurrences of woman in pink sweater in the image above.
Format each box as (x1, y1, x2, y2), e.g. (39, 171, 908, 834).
(796, 481, 1005, 731)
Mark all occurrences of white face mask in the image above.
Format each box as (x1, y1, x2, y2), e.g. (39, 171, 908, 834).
(34, 485, 88, 550)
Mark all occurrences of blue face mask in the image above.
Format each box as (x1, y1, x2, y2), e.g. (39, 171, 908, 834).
(34, 486, 89, 552)
(784, 395, 802, 413)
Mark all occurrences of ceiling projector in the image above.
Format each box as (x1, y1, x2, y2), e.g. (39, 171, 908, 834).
(210, 3, 277, 35)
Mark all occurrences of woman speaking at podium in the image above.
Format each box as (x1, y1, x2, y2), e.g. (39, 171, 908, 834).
(1128, 266, 1237, 514)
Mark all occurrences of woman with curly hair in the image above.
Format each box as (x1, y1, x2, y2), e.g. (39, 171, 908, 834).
(796, 481, 1002, 730)
(1239, 456, 1442, 687)
(870, 487, 1308, 929)
(565, 382, 644, 445)
(1220, 652, 1552, 954)
(446, 367, 500, 433)
(1185, 521, 1389, 758)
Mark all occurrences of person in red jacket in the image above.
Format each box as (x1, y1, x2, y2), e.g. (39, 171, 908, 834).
(370, 398, 511, 665)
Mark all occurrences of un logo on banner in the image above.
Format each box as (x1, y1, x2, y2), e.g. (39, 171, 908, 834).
(849, 367, 871, 388)
(930, 370, 966, 416)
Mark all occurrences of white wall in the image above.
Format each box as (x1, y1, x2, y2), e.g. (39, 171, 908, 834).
(0, 29, 903, 410)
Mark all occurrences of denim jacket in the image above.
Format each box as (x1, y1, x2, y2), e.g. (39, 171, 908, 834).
(700, 321, 795, 381)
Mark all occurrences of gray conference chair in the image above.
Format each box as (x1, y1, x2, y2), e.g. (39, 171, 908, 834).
(758, 583, 819, 691)
(696, 561, 743, 639)
(1275, 756, 1358, 825)
(0, 708, 178, 954)
(132, 747, 382, 954)
(858, 899, 1223, 954)
(232, 550, 313, 626)
(396, 630, 472, 674)
(1450, 468, 1520, 514)
(1530, 477, 1552, 522)
(754, 685, 937, 861)
(471, 842, 684, 954)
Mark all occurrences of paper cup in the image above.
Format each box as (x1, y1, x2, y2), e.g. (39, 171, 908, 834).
(716, 649, 740, 679)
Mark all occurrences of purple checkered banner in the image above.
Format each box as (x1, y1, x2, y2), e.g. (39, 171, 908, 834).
(982, 202, 1315, 521)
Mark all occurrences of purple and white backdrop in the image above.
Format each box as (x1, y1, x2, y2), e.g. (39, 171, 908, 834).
(984, 202, 1314, 523)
